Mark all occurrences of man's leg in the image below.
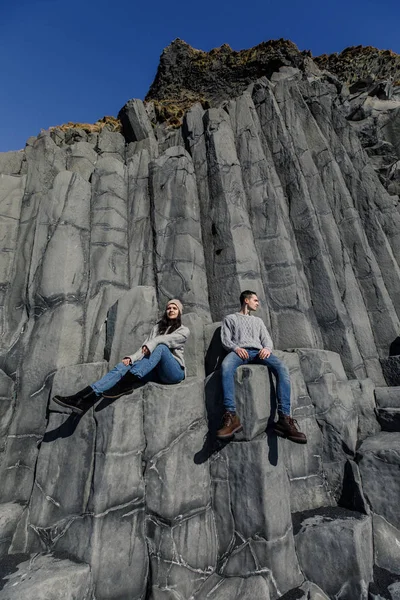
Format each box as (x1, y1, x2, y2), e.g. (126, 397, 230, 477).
(221, 351, 246, 412)
(252, 353, 307, 444)
(130, 344, 184, 384)
(252, 353, 291, 415)
(216, 351, 246, 439)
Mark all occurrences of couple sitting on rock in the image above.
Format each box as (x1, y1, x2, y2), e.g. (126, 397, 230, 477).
(53, 291, 307, 444)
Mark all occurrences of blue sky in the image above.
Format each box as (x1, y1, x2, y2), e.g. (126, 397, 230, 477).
(1, 0, 399, 152)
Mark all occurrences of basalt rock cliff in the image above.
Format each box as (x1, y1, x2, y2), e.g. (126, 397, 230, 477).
(1, 39, 400, 600)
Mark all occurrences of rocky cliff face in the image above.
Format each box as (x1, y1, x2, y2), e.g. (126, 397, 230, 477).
(1, 39, 400, 600)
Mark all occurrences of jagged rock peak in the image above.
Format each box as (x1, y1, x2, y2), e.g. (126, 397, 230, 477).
(145, 38, 400, 127)
(315, 45, 400, 86)
(145, 37, 315, 122)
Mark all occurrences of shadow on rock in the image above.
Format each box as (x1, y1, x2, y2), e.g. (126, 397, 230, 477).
(194, 369, 226, 464)
(42, 412, 82, 442)
(204, 326, 227, 376)
(95, 374, 145, 412)
(266, 427, 278, 466)
(195, 363, 280, 465)
(0, 553, 30, 592)
(194, 432, 231, 464)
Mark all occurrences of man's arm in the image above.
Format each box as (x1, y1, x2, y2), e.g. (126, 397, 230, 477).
(221, 316, 249, 359)
(259, 320, 273, 352)
(221, 317, 238, 352)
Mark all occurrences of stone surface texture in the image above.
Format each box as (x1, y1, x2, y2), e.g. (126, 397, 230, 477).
(1, 37, 400, 599)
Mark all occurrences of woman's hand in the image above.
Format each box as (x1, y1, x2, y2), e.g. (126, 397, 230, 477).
(122, 357, 132, 366)
(142, 346, 150, 356)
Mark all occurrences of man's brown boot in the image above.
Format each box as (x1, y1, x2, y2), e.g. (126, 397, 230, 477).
(274, 414, 307, 444)
(216, 411, 243, 439)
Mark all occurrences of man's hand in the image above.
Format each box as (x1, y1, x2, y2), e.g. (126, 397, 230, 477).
(122, 357, 132, 366)
(142, 346, 150, 356)
(235, 348, 249, 360)
(259, 348, 271, 360)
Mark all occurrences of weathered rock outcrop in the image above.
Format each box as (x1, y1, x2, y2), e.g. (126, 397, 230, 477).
(1, 37, 400, 599)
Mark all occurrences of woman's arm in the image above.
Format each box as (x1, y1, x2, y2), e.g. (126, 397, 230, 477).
(126, 325, 159, 363)
(143, 325, 190, 354)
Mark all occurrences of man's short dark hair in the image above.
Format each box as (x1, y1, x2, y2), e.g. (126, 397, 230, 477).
(240, 290, 257, 305)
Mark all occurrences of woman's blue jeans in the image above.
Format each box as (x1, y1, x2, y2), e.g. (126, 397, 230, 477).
(221, 349, 291, 416)
(91, 344, 185, 396)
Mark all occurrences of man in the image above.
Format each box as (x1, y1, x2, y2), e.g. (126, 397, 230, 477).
(216, 290, 307, 444)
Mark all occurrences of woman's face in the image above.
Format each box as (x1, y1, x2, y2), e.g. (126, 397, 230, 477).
(166, 303, 180, 320)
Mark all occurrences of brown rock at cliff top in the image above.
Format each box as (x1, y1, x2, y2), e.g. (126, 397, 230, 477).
(145, 38, 314, 121)
(315, 45, 400, 86)
(145, 39, 400, 125)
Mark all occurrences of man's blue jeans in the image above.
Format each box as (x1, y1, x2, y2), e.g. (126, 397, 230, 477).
(91, 344, 185, 396)
(221, 349, 291, 416)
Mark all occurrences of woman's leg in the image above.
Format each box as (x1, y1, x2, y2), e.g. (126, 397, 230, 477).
(91, 362, 131, 396)
(130, 344, 185, 384)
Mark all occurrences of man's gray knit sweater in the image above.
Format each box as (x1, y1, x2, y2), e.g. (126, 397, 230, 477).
(221, 313, 273, 353)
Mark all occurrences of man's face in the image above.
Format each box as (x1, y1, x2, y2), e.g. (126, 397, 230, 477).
(167, 303, 180, 320)
(246, 294, 259, 312)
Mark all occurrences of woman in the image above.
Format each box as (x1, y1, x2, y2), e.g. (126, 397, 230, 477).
(53, 299, 189, 414)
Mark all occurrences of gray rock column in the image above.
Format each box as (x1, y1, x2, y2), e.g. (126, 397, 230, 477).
(0, 174, 25, 351)
(294, 508, 373, 600)
(349, 378, 380, 442)
(327, 90, 400, 317)
(10, 362, 107, 553)
(234, 365, 271, 440)
(107, 286, 158, 367)
(127, 150, 155, 287)
(0, 149, 26, 175)
(228, 92, 322, 350)
(66, 141, 97, 181)
(203, 108, 269, 322)
(277, 351, 333, 512)
(302, 78, 400, 364)
(149, 146, 211, 318)
(357, 433, 400, 530)
(1, 134, 66, 359)
(85, 156, 130, 362)
(253, 78, 364, 378)
(214, 437, 303, 598)
(0, 370, 15, 467)
(118, 98, 156, 143)
(52, 388, 148, 600)
(0, 503, 24, 557)
(27, 170, 91, 309)
(373, 514, 400, 576)
(97, 129, 125, 163)
(0, 168, 93, 505)
(294, 348, 357, 500)
(184, 104, 219, 319)
(380, 357, 400, 386)
(307, 373, 357, 499)
(0, 554, 94, 600)
(143, 378, 216, 599)
(192, 573, 271, 599)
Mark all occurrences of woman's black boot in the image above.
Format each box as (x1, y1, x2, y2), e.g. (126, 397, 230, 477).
(53, 386, 98, 415)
